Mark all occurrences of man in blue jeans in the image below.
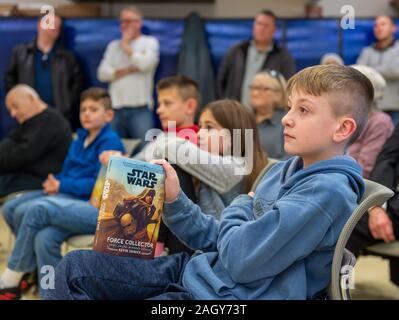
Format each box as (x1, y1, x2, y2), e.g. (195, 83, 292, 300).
(0, 88, 124, 300)
(97, 6, 159, 142)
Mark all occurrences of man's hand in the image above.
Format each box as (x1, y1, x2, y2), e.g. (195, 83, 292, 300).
(368, 206, 396, 243)
(150, 159, 181, 203)
(42, 174, 60, 195)
(121, 31, 134, 56)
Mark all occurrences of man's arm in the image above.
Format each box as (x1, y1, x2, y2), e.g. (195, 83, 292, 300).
(129, 37, 160, 72)
(97, 42, 117, 83)
(4, 46, 20, 93)
(370, 123, 399, 188)
(216, 46, 236, 98)
(0, 123, 55, 173)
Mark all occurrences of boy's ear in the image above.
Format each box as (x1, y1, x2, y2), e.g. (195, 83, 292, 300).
(333, 117, 357, 143)
(185, 98, 198, 116)
(105, 109, 115, 122)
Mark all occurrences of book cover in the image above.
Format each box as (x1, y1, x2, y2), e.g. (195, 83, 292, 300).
(89, 165, 107, 209)
(93, 156, 165, 259)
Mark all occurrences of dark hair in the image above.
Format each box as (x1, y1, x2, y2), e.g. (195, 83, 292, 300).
(200, 99, 268, 193)
(157, 75, 201, 105)
(80, 87, 112, 110)
(286, 65, 373, 145)
(258, 9, 277, 23)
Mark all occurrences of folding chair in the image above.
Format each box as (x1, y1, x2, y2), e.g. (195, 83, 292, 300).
(328, 179, 394, 300)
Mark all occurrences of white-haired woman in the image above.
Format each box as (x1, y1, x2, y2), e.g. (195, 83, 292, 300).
(347, 64, 394, 178)
(249, 70, 287, 159)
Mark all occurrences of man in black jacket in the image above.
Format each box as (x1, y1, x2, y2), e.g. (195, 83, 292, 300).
(347, 123, 399, 285)
(217, 10, 296, 107)
(0, 85, 72, 198)
(4, 14, 85, 130)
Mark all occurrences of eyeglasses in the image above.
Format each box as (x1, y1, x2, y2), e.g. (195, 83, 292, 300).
(120, 19, 141, 25)
(249, 85, 275, 92)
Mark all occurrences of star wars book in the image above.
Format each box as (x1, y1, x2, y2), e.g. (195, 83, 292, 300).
(89, 165, 107, 209)
(93, 156, 165, 259)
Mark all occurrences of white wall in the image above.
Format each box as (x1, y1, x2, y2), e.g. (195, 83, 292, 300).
(0, 0, 396, 18)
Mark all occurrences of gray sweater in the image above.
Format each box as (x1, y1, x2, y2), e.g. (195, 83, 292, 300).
(150, 136, 248, 219)
(357, 40, 399, 111)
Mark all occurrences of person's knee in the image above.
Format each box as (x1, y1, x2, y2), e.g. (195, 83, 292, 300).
(24, 201, 51, 227)
(2, 200, 15, 225)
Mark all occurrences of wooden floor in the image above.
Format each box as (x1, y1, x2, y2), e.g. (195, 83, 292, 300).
(0, 215, 398, 300)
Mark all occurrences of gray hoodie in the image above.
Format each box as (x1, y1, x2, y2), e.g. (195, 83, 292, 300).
(357, 40, 399, 111)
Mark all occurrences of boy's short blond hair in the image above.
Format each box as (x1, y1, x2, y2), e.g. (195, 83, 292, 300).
(80, 87, 112, 111)
(156, 75, 201, 106)
(286, 65, 373, 145)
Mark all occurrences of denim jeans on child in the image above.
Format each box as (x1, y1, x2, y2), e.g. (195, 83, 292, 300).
(2, 191, 99, 296)
(44, 250, 193, 300)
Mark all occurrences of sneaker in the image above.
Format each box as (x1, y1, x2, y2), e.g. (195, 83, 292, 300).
(0, 286, 21, 300)
(20, 271, 37, 294)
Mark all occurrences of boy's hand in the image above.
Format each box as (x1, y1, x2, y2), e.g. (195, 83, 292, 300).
(150, 159, 181, 202)
(99, 150, 123, 166)
(248, 191, 255, 198)
(42, 174, 60, 195)
(368, 207, 396, 243)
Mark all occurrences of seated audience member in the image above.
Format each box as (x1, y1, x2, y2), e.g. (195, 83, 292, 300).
(320, 53, 344, 65)
(4, 13, 84, 130)
(347, 124, 399, 286)
(0, 85, 71, 198)
(249, 70, 287, 159)
(47, 65, 370, 300)
(347, 65, 394, 179)
(0, 87, 124, 300)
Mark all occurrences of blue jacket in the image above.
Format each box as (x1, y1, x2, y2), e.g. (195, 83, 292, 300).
(163, 156, 364, 299)
(56, 124, 124, 200)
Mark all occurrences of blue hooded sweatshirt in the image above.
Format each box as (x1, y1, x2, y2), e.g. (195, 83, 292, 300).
(163, 155, 364, 300)
(55, 124, 124, 200)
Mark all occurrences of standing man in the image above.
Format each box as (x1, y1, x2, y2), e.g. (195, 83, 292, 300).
(97, 6, 160, 141)
(217, 10, 296, 107)
(357, 15, 399, 125)
(4, 14, 85, 130)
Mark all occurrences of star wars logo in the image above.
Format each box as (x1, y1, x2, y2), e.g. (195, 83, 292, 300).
(127, 169, 158, 188)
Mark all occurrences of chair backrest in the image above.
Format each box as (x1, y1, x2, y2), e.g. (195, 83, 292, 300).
(328, 179, 394, 300)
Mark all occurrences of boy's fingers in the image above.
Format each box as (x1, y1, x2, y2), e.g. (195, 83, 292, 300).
(248, 192, 255, 198)
(150, 159, 176, 176)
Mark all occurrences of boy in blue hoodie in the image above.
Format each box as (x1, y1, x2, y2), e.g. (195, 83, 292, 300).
(0, 87, 124, 300)
(46, 65, 372, 300)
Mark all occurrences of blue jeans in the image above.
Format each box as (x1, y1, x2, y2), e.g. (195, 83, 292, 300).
(112, 106, 154, 142)
(2, 191, 99, 297)
(44, 250, 193, 300)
